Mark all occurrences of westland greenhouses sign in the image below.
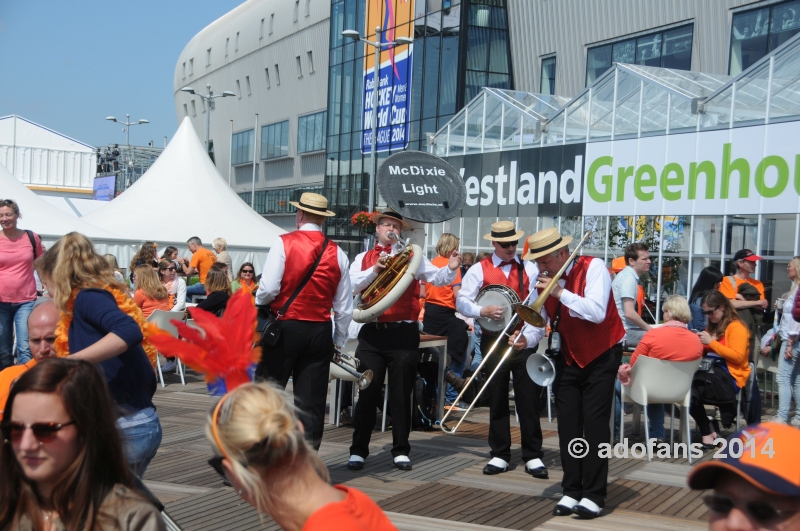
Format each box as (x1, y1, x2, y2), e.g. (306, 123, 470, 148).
(582, 121, 800, 216)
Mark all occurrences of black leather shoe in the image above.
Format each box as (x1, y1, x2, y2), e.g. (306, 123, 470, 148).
(574, 504, 602, 519)
(347, 460, 364, 471)
(552, 504, 574, 517)
(525, 465, 549, 479)
(482, 463, 508, 475)
(393, 460, 412, 471)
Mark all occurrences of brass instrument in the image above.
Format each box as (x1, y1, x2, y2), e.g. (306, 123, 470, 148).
(331, 346, 373, 390)
(513, 231, 592, 327)
(358, 242, 413, 310)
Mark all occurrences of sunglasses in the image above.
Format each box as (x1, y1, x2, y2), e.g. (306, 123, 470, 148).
(703, 493, 798, 524)
(701, 307, 719, 316)
(162, 267, 176, 272)
(2, 421, 75, 444)
(498, 241, 519, 249)
(241, 270, 254, 274)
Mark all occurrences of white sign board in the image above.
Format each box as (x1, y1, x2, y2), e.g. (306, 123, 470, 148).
(582, 121, 800, 216)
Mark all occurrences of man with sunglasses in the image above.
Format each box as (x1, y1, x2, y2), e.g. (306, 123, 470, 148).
(688, 422, 800, 530)
(347, 209, 462, 472)
(456, 220, 549, 481)
(0, 300, 59, 413)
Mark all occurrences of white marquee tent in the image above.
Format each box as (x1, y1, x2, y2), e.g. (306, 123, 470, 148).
(82, 117, 285, 272)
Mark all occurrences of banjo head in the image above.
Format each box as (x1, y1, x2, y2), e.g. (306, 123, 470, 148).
(475, 284, 521, 333)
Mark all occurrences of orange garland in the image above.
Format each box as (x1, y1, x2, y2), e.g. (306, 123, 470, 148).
(55, 286, 159, 370)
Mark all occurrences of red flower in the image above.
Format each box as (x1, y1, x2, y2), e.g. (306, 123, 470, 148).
(148, 289, 262, 391)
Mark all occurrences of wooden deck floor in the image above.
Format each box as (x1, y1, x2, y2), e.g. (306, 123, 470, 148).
(145, 369, 778, 530)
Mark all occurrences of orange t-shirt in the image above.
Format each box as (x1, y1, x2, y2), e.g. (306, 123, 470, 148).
(302, 485, 397, 531)
(629, 322, 703, 367)
(190, 247, 217, 284)
(719, 275, 765, 300)
(422, 255, 461, 310)
(133, 289, 171, 318)
(0, 359, 37, 413)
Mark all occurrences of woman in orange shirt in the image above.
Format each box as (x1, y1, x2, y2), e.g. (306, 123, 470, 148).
(690, 291, 751, 448)
(132, 265, 171, 318)
(207, 382, 397, 531)
(422, 233, 469, 408)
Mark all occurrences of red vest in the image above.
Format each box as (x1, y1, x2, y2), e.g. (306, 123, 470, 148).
(542, 256, 624, 368)
(270, 231, 341, 322)
(479, 256, 529, 301)
(361, 247, 420, 322)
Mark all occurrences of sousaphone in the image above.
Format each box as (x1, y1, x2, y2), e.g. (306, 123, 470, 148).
(352, 150, 466, 323)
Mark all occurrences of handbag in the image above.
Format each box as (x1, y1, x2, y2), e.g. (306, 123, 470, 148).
(256, 237, 330, 347)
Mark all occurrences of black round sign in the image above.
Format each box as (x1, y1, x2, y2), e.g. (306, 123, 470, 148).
(377, 150, 466, 223)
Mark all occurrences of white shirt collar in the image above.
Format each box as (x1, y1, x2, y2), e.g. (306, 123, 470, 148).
(300, 223, 321, 232)
(625, 265, 639, 279)
(491, 253, 520, 266)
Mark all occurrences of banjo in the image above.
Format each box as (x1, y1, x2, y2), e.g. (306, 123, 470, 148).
(475, 284, 521, 334)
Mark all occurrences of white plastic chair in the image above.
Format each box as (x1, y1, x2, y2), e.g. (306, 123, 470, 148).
(619, 356, 701, 462)
(147, 310, 187, 387)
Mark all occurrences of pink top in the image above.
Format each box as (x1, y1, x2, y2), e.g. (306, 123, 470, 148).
(0, 231, 41, 303)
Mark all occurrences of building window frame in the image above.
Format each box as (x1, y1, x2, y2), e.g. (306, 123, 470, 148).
(231, 128, 255, 165)
(261, 120, 290, 160)
(298, 111, 327, 154)
(540, 54, 556, 95)
(729, 0, 800, 75)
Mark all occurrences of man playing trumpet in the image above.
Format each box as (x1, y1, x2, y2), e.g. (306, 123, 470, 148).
(456, 220, 549, 480)
(513, 228, 624, 519)
(347, 209, 461, 471)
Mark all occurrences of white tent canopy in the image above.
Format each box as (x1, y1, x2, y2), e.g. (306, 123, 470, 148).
(82, 117, 286, 272)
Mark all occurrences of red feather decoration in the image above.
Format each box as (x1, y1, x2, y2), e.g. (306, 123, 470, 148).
(148, 289, 262, 391)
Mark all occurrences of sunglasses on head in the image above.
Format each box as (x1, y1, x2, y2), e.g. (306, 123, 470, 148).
(2, 421, 75, 444)
(703, 493, 798, 524)
(701, 307, 719, 316)
(498, 240, 519, 249)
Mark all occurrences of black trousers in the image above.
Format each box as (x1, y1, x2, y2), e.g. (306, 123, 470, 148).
(480, 334, 544, 463)
(553, 344, 622, 508)
(255, 320, 332, 451)
(350, 322, 420, 459)
(689, 369, 737, 435)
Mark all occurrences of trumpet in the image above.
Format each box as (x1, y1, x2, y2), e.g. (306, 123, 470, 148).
(331, 347, 373, 390)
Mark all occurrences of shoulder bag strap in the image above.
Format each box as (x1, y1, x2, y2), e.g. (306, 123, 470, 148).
(277, 236, 330, 317)
(728, 275, 737, 290)
(25, 230, 38, 259)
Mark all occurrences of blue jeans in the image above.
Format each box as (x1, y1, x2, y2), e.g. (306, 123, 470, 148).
(776, 341, 800, 423)
(446, 355, 467, 403)
(0, 300, 35, 369)
(470, 325, 482, 372)
(119, 411, 163, 478)
(185, 282, 206, 301)
(614, 379, 666, 439)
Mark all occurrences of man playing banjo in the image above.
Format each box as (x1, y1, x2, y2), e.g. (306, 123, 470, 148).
(456, 220, 549, 480)
(347, 209, 462, 471)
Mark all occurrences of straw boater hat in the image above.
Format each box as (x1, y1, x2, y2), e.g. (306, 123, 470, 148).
(371, 209, 410, 230)
(483, 220, 524, 242)
(289, 192, 335, 217)
(523, 227, 573, 260)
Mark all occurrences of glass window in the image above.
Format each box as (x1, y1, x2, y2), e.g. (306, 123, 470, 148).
(467, 26, 490, 71)
(423, 34, 441, 119)
(636, 34, 662, 67)
(586, 44, 612, 85)
(439, 34, 460, 115)
(261, 121, 289, 160)
(771, 1, 800, 50)
(298, 111, 327, 153)
(540, 56, 556, 94)
(231, 129, 254, 165)
(489, 30, 510, 73)
(661, 25, 693, 70)
(730, 7, 771, 75)
(612, 39, 636, 64)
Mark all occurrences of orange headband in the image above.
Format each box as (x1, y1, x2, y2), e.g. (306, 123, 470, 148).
(211, 393, 232, 461)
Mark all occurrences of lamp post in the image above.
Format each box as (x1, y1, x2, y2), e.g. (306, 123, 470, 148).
(105, 114, 149, 147)
(180, 84, 236, 153)
(342, 28, 412, 213)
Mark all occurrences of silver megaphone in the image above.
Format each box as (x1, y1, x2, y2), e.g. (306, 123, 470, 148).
(526, 353, 557, 387)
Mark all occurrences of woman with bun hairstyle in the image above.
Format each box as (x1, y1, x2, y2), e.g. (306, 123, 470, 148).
(37, 232, 161, 477)
(207, 382, 397, 531)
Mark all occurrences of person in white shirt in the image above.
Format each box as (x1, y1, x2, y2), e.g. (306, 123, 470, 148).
(347, 209, 460, 472)
(456, 220, 549, 480)
(255, 193, 352, 451)
(611, 242, 652, 349)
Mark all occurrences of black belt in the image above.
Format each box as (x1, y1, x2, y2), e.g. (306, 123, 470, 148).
(365, 322, 405, 329)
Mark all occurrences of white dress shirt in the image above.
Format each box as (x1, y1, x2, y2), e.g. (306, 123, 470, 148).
(350, 241, 457, 322)
(256, 223, 353, 347)
(456, 254, 545, 348)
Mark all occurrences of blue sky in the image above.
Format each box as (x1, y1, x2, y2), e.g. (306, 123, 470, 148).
(0, 0, 243, 148)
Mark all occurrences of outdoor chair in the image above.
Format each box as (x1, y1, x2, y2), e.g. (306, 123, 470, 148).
(147, 310, 187, 387)
(619, 356, 701, 463)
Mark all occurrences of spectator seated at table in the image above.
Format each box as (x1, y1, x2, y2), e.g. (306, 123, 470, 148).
(180, 237, 217, 301)
(615, 295, 703, 441)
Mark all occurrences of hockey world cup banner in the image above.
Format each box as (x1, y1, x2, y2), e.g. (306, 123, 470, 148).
(361, 0, 413, 154)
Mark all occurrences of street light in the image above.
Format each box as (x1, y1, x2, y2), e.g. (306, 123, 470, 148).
(343, 27, 413, 213)
(179, 83, 237, 153)
(105, 114, 149, 147)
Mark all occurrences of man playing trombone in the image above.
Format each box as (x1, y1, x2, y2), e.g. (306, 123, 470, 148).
(456, 221, 549, 480)
(512, 227, 624, 519)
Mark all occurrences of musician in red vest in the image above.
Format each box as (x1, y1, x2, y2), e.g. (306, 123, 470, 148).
(456, 220, 549, 480)
(347, 209, 461, 472)
(255, 192, 353, 451)
(511, 227, 624, 519)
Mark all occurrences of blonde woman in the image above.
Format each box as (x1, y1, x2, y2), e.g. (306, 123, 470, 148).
(207, 382, 397, 531)
(132, 266, 171, 319)
(213, 237, 234, 282)
(37, 232, 161, 477)
(196, 267, 232, 316)
(771, 256, 800, 426)
(104, 253, 127, 285)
